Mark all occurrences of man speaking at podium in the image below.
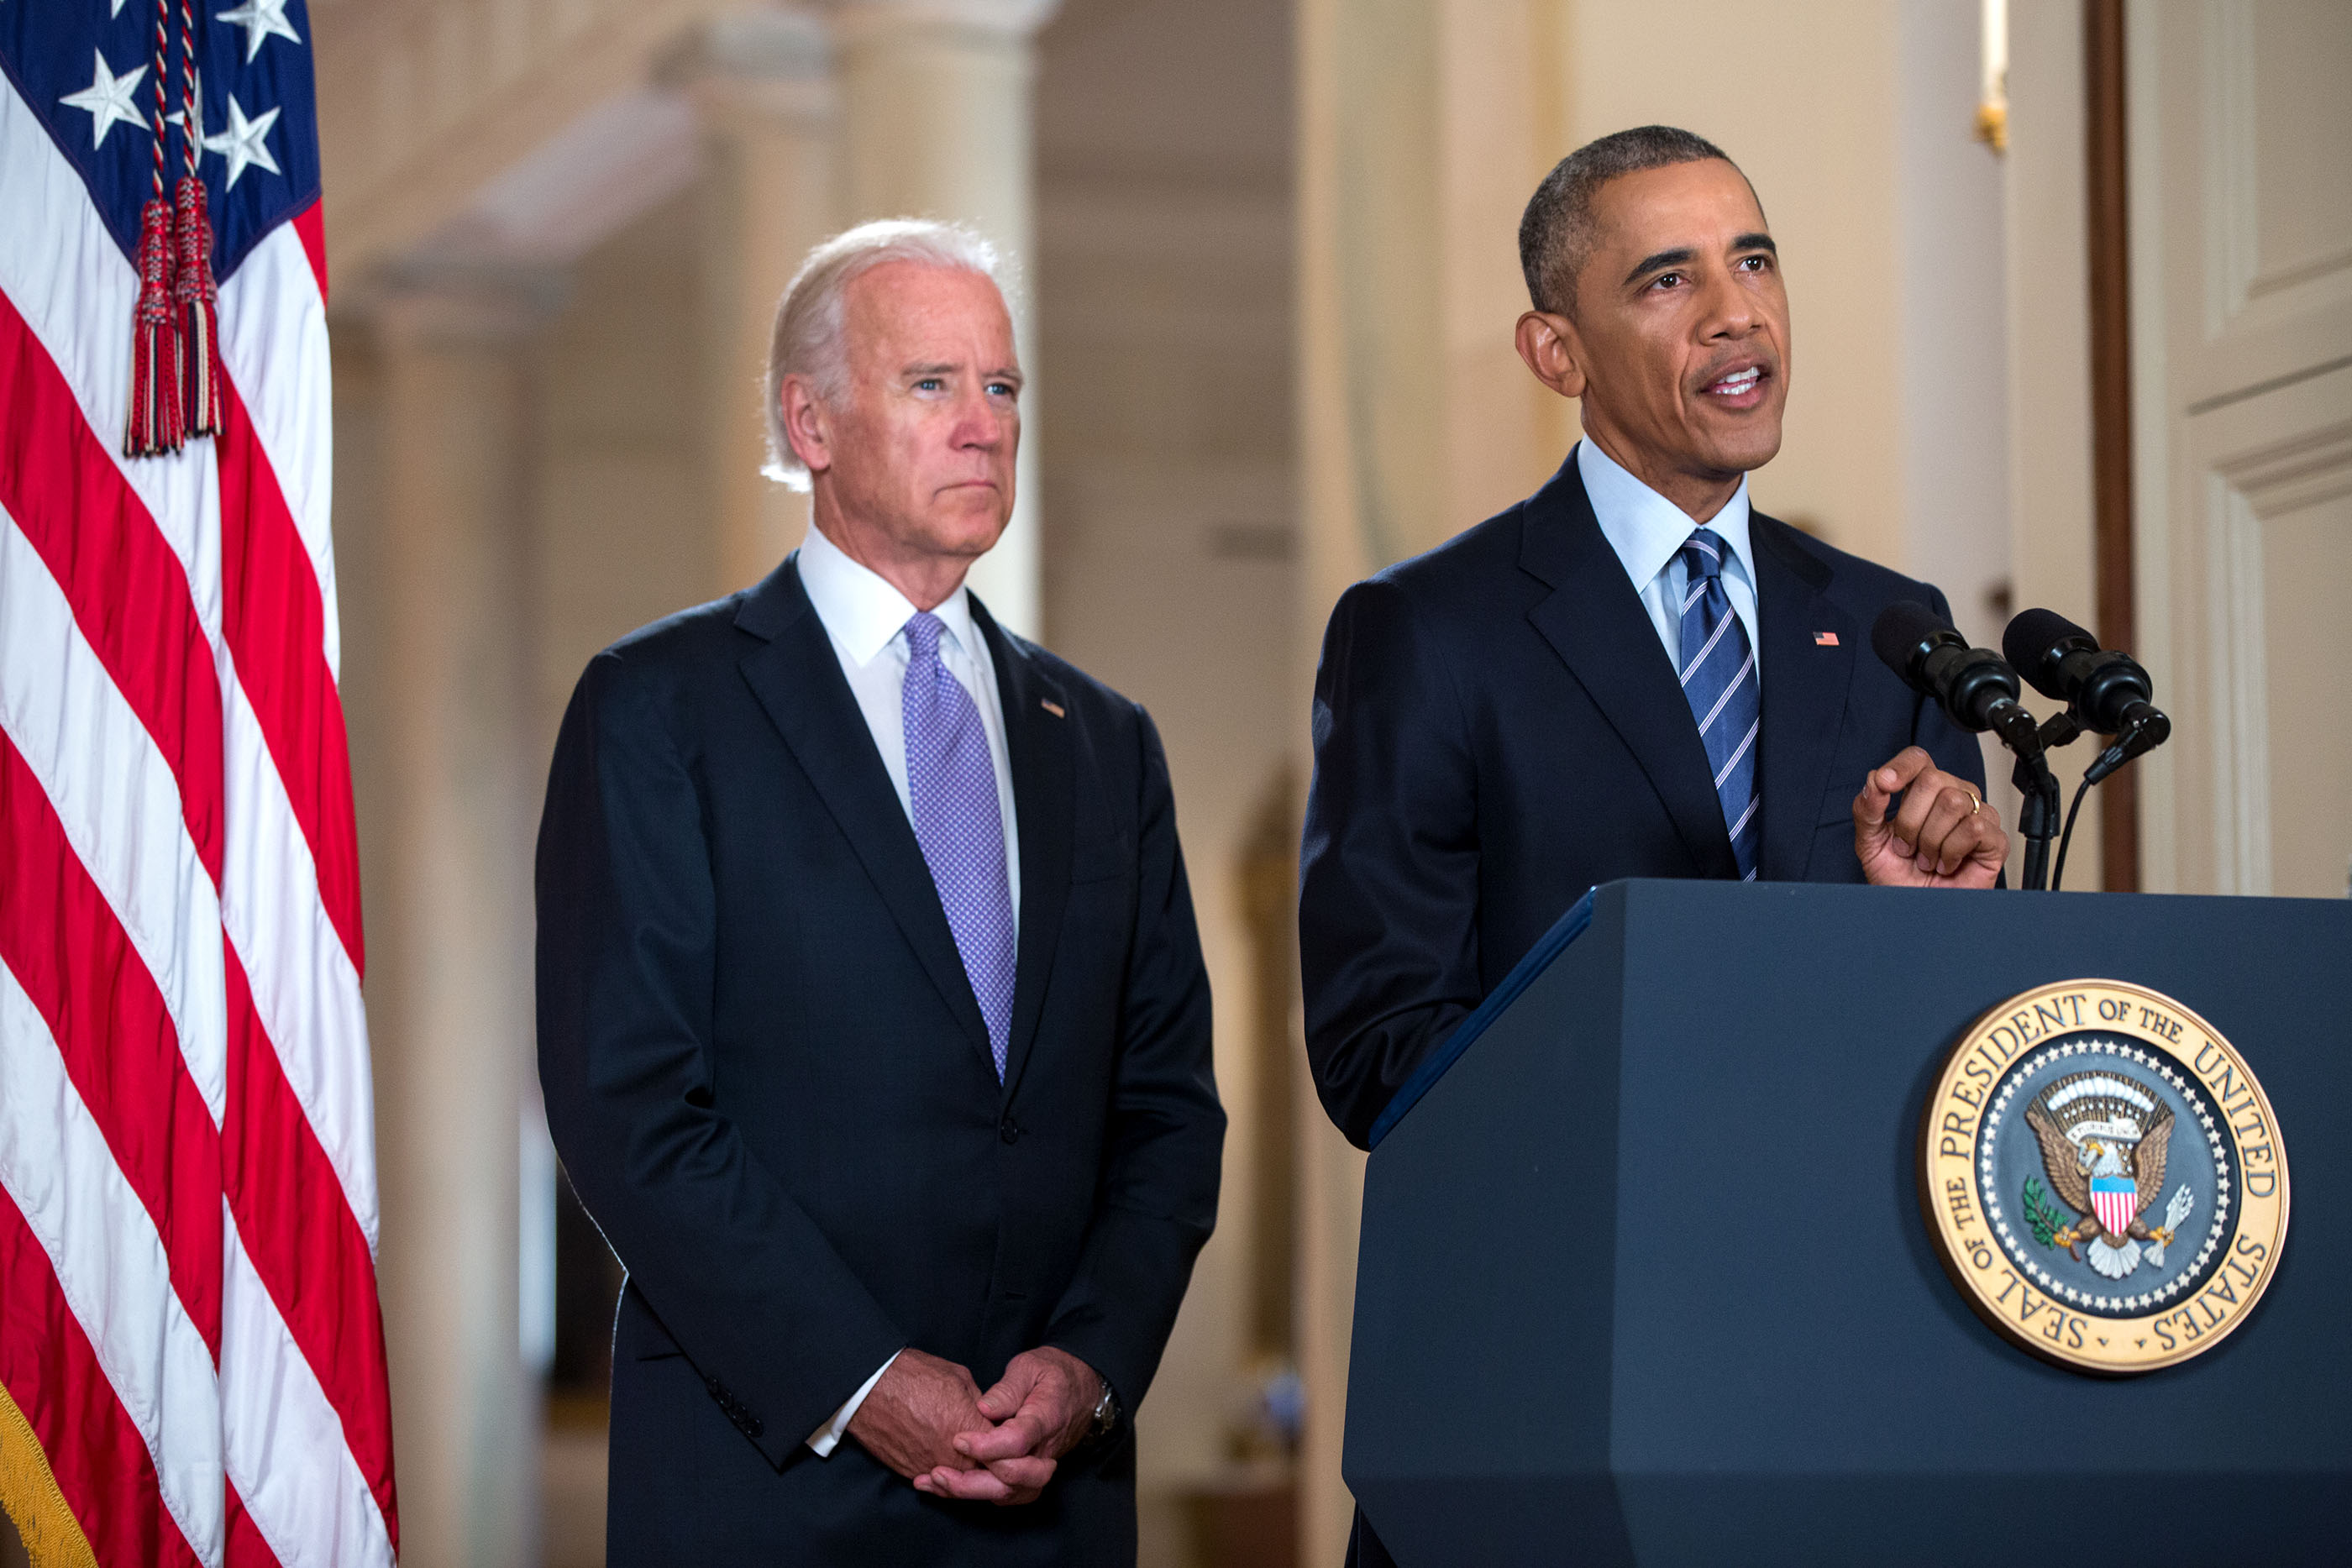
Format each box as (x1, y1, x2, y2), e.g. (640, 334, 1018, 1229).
(1300, 128, 2008, 1564)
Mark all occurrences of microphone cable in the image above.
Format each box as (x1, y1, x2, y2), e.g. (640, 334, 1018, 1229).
(2050, 771, 2097, 893)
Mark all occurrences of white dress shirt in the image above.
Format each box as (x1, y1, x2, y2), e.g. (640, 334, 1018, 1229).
(792, 520, 1024, 1455)
(1576, 438, 1763, 679)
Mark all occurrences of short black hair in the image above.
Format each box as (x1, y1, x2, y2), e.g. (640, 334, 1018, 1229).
(1519, 126, 1745, 316)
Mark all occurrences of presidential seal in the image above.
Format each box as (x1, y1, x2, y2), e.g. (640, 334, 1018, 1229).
(1919, 980, 2289, 1374)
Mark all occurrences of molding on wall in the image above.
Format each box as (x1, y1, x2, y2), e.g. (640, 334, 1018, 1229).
(2200, 470, 2268, 894)
(2197, 417, 2352, 895)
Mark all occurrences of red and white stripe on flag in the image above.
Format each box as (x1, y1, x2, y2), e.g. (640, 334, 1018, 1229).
(0, 2, 397, 1562)
(2091, 1179, 2138, 1241)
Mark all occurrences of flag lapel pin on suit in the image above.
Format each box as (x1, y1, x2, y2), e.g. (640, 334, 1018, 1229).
(1815, 632, 1840, 647)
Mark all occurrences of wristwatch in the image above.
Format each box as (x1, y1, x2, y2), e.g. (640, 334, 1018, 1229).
(1084, 1378, 1121, 1449)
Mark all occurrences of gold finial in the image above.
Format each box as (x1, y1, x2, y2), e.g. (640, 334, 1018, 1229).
(1977, 0, 2008, 154)
(1975, 98, 2008, 154)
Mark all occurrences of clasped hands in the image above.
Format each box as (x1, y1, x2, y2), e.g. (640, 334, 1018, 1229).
(846, 1345, 1101, 1507)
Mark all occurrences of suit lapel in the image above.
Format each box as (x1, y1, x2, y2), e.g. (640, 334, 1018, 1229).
(1751, 517, 1857, 882)
(973, 599, 1072, 1105)
(1520, 460, 1738, 879)
(733, 556, 995, 1067)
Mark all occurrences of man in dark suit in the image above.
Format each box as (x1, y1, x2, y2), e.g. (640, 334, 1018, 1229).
(538, 219, 1223, 1565)
(1299, 128, 2008, 1565)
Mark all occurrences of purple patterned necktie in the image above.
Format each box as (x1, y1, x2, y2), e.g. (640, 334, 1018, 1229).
(901, 611, 1016, 1079)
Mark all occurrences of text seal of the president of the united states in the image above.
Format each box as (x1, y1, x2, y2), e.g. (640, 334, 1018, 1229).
(1919, 979, 2290, 1374)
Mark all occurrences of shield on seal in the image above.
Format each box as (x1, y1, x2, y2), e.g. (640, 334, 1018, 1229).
(2091, 1173, 2138, 1237)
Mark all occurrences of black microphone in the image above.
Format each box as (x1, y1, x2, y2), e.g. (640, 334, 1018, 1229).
(1870, 600, 2033, 741)
(2001, 607, 2170, 741)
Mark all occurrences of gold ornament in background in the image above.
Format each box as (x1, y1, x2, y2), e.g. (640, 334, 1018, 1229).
(1975, 97, 2008, 153)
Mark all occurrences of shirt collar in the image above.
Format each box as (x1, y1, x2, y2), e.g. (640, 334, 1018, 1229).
(1576, 438, 1756, 590)
(797, 521, 981, 667)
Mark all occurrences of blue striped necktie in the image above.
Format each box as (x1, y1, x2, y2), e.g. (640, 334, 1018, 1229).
(1677, 528, 1761, 880)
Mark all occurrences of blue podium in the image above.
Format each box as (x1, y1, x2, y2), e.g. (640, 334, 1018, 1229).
(1346, 879, 2350, 1566)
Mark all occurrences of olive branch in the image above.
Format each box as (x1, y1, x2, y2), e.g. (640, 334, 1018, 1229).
(2021, 1175, 2067, 1248)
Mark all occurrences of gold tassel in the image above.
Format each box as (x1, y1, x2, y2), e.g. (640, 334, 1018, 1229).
(0, 1381, 100, 1568)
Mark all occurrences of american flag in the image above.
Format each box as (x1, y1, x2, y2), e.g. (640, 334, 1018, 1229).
(0, 2, 396, 1564)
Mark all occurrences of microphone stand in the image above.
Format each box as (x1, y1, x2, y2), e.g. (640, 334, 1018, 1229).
(1987, 704, 2070, 891)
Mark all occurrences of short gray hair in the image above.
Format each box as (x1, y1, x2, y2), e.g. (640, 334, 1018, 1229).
(762, 218, 1007, 490)
(1518, 126, 1745, 317)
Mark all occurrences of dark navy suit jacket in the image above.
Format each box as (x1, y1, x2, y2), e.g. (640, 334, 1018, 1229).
(536, 554, 1224, 1565)
(1300, 454, 1989, 1152)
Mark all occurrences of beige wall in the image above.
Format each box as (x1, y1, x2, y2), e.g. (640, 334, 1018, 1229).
(689, 20, 835, 600)
(1898, 1, 2014, 651)
(531, 189, 720, 735)
(2003, 0, 2105, 889)
(1566, 2, 1908, 564)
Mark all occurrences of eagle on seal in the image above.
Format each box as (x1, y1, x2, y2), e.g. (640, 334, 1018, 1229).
(2024, 1074, 2180, 1281)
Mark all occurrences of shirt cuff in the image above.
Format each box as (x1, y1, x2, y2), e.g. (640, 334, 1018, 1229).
(807, 1350, 900, 1457)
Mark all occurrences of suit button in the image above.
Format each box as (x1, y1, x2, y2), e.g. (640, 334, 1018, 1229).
(1000, 1117, 1021, 1145)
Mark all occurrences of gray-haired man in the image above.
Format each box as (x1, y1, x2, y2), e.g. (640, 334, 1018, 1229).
(537, 220, 1225, 1564)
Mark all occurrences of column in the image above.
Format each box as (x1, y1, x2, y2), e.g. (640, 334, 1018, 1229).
(824, 0, 1060, 637)
(366, 270, 555, 1568)
(683, 11, 840, 596)
(1293, 4, 1572, 1559)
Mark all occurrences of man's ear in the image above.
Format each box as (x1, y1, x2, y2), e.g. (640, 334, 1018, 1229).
(1514, 310, 1588, 401)
(780, 376, 833, 478)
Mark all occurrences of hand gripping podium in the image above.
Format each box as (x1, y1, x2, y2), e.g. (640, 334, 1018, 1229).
(1346, 879, 2350, 1567)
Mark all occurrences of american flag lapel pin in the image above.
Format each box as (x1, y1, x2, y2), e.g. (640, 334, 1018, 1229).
(1814, 632, 1840, 647)
(1041, 700, 1066, 718)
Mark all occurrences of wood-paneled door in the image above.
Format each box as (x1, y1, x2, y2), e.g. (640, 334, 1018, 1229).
(2129, 0, 2352, 898)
